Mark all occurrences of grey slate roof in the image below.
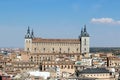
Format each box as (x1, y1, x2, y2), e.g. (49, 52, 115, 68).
(80, 25, 89, 37)
(79, 68, 110, 74)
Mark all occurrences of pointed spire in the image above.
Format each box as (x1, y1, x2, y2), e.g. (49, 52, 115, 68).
(31, 29, 34, 38)
(79, 25, 89, 38)
(27, 26, 30, 34)
(84, 25, 86, 32)
(31, 29, 34, 35)
(25, 26, 31, 39)
(80, 27, 84, 37)
(81, 28, 83, 34)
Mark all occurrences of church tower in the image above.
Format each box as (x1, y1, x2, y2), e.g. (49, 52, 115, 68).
(80, 25, 90, 54)
(24, 27, 34, 52)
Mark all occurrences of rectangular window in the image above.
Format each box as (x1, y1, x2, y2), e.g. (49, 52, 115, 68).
(27, 48, 29, 51)
(34, 48, 36, 52)
(84, 48, 86, 51)
(84, 39, 86, 45)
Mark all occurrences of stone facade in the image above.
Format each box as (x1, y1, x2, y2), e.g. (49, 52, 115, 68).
(23, 25, 90, 77)
(24, 25, 90, 54)
(107, 56, 120, 67)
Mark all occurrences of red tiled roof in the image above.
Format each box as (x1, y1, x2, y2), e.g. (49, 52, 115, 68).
(32, 38, 80, 43)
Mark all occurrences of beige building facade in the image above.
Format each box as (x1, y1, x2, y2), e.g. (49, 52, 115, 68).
(107, 56, 120, 67)
(24, 25, 90, 54)
(78, 68, 115, 80)
(23, 25, 90, 75)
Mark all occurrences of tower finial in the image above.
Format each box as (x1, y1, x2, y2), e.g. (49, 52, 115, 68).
(81, 28, 83, 34)
(81, 27, 84, 37)
(27, 26, 30, 34)
(84, 24, 86, 32)
(25, 26, 31, 38)
(32, 29, 34, 35)
(31, 29, 34, 38)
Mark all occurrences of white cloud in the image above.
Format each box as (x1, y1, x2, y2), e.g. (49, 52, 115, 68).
(91, 18, 120, 24)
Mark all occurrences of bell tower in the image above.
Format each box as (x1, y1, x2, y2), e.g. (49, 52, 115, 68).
(80, 25, 90, 54)
(24, 27, 34, 52)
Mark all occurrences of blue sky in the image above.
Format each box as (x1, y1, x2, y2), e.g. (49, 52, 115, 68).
(0, 0, 120, 47)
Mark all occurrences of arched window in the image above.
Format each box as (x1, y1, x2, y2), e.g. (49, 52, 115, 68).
(84, 48, 86, 51)
(43, 48, 45, 53)
(68, 65, 70, 69)
(61, 65, 63, 69)
(64, 65, 66, 68)
(68, 48, 70, 53)
(34, 48, 36, 52)
(84, 39, 86, 45)
(71, 65, 74, 69)
(59, 48, 61, 53)
(52, 48, 54, 53)
(76, 48, 78, 53)
(27, 48, 29, 51)
(44, 65, 45, 71)
(31, 56, 33, 61)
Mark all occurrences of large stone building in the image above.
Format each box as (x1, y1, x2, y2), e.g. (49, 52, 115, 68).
(24, 25, 90, 76)
(24, 25, 90, 54)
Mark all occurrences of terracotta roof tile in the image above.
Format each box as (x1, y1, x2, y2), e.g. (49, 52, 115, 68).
(32, 38, 80, 43)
